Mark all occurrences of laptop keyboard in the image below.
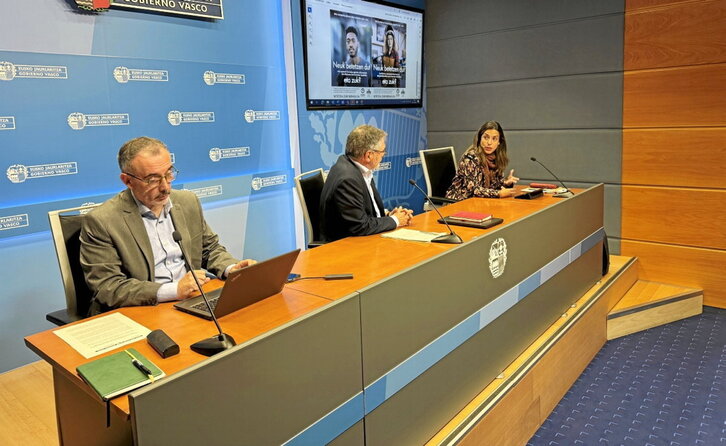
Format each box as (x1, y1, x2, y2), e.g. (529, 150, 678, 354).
(191, 296, 219, 312)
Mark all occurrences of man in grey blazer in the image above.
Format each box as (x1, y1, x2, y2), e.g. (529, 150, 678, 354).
(80, 137, 254, 315)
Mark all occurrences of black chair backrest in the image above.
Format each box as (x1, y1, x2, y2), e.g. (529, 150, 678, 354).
(423, 149, 456, 197)
(298, 171, 325, 242)
(48, 204, 100, 324)
(59, 213, 93, 318)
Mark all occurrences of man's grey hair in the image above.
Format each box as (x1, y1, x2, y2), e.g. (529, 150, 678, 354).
(117, 136, 168, 173)
(345, 125, 387, 159)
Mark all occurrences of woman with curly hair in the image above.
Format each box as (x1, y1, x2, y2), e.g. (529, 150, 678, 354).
(445, 121, 519, 200)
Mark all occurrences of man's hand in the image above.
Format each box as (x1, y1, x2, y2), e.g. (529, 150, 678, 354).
(177, 270, 211, 299)
(389, 207, 413, 227)
(229, 259, 257, 274)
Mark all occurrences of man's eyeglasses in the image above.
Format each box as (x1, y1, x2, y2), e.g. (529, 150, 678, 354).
(124, 166, 179, 186)
(369, 149, 386, 156)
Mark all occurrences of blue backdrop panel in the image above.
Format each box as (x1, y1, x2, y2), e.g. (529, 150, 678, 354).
(0, 1, 296, 373)
(91, 1, 286, 67)
(0, 2, 293, 242)
(298, 107, 426, 211)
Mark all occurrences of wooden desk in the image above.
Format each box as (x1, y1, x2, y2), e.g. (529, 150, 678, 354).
(24, 287, 331, 445)
(287, 191, 559, 300)
(25, 187, 603, 445)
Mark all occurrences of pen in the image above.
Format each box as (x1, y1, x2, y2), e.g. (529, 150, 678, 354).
(125, 350, 155, 383)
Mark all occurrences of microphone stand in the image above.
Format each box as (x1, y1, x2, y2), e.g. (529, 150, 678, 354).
(172, 231, 236, 356)
(408, 179, 463, 244)
(530, 157, 574, 198)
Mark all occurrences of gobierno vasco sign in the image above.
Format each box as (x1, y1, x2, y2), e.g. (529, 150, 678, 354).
(74, 0, 223, 20)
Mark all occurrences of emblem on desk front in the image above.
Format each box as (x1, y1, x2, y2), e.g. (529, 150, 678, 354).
(489, 237, 507, 278)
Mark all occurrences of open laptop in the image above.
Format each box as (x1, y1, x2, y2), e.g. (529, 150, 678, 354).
(174, 249, 300, 320)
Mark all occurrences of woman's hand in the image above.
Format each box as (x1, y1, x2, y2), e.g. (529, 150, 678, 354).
(504, 169, 519, 186)
(498, 188, 516, 198)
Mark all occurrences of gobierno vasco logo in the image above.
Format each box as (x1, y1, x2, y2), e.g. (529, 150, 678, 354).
(113, 66, 131, 83)
(6, 164, 28, 183)
(0, 61, 16, 81)
(251, 174, 287, 191)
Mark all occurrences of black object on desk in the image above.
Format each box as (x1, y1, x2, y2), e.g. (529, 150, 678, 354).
(514, 188, 544, 200)
(147, 329, 180, 358)
(437, 216, 503, 229)
(287, 273, 354, 283)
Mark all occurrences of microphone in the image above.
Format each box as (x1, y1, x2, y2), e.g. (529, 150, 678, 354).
(529, 157, 574, 198)
(172, 231, 236, 356)
(287, 273, 354, 283)
(408, 179, 462, 244)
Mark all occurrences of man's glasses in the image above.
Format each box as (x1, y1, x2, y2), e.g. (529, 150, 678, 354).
(124, 166, 178, 187)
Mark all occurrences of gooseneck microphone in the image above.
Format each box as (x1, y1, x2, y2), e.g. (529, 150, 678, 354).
(529, 157, 574, 198)
(408, 179, 463, 244)
(172, 231, 236, 356)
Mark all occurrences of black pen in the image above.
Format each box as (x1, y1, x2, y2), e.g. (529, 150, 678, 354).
(125, 350, 155, 383)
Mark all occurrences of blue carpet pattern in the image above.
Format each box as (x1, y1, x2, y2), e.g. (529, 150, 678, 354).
(528, 306, 726, 446)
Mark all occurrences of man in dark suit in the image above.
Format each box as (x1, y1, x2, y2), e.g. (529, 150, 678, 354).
(80, 137, 254, 315)
(320, 125, 412, 242)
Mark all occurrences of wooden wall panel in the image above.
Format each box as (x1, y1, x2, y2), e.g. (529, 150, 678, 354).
(623, 0, 725, 310)
(623, 63, 726, 128)
(621, 240, 726, 307)
(625, 0, 726, 70)
(622, 128, 726, 188)
(628, 0, 715, 11)
(622, 186, 726, 249)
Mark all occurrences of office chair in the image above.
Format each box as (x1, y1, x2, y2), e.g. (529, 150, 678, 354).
(46, 203, 101, 326)
(419, 146, 458, 211)
(294, 168, 326, 249)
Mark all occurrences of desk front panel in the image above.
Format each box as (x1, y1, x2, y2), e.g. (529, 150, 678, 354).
(359, 185, 604, 444)
(130, 294, 364, 446)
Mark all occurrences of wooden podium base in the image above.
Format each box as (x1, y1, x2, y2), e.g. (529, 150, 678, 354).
(427, 256, 637, 445)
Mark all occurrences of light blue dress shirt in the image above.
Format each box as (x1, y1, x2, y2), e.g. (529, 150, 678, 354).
(131, 194, 238, 302)
(132, 196, 185, 302)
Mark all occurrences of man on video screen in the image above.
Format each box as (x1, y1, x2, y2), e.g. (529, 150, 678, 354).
(331, 13, 371, 88)
(344, 26, 368, 67)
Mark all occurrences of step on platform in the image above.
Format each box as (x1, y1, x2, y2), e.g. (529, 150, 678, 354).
(607, 279, 703, 340)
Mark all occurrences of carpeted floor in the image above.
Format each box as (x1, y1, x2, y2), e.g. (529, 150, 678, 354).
(528, 306, 726, 446)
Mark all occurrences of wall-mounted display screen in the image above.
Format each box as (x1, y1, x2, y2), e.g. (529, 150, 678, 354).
(301, 0, 424, 109)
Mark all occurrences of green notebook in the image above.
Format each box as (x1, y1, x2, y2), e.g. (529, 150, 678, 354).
(76, 348, 165, 401)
